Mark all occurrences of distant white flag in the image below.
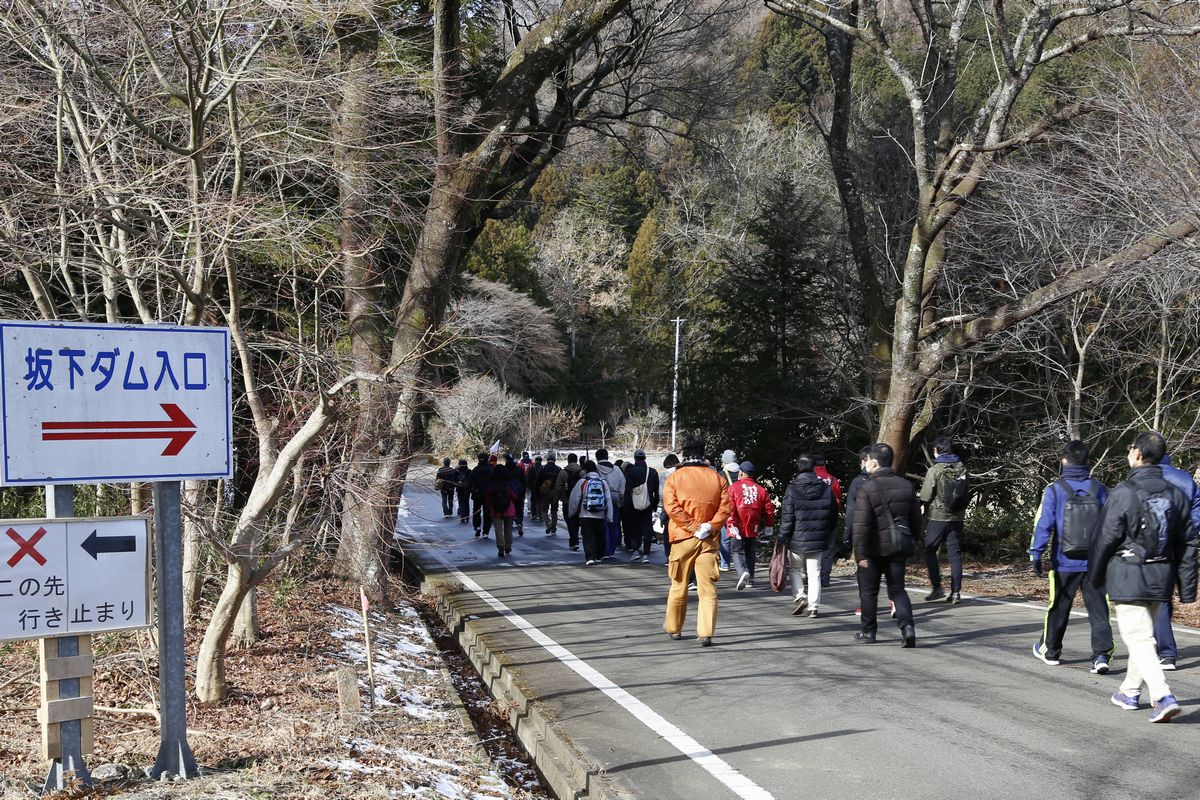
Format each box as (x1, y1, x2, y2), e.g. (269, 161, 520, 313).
(489, 439, 501, 453)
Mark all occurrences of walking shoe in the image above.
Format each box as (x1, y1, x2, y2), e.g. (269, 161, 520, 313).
(746, 580, 756, 588)
(1032, 642, 1061, 666)
(698, 637, 713, 647)
(949, 592, 961, 604)
(808, 609, 819, 619)
(791, 596, 809, 616)
(667, 632, 681, 640)
(737, 572, 750, 591)
(497, 549, 505, 558)
(585, 560, 597, 566)
(687, 582, 697, 592)
(1110, 691, 1140, 711)
(601, 555, 612, 561)
(820, 579, 831, 588)
(517, 529, 524, 537)
(854, 631, 876, 643)
(474, 530, 481, 537)
(1090, 656, 1111, 675)
(900, 624, 916, 648)
(631, 553, 643, 563)
(854, 607, 862, 616)
(925, 588, 946, 601)
(889, 600, 896, 619)
(505, 547, 512, 555)
(571, 545, 580, 552)
(1150, 695, 1182, 723)
(1160, 657, 1177, 671)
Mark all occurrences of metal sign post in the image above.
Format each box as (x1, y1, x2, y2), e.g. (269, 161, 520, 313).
(149, 480, 198, 779)
(41, 485, 90, 793)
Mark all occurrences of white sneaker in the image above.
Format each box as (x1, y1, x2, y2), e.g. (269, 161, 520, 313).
(631, 553, 643, 562)
(737, 572, 750, 591)
(585, 559, 597, 566)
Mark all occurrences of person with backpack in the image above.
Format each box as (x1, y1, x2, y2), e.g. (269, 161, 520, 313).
(779, 454, 837, 616)
(555, 453, 585, 551)
(919, 436, 969, 604)
(852, 443, 920, 647)
(436, 457, 459, 518)
(1091, 431, 1197, 722)
(568, 460, 614, 565)
(454, 458, 472, 525)
(663, 436, 731, 647)
(536, 453, 562, 536)
(595, 448, 626, 560)
(468, 453, 494, 537)
(526, 456, 543, 523)
(1029, 440, 1114, 674)
(814, 455, 843, 588)
(623, 449, 660, 563)
(727, 461, 775, 591)
(487, 464, 519, 558)
(1151, 452, 1200, 671)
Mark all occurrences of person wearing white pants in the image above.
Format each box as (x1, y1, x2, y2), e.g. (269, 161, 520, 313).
(778, 453, 838, 619)
(1113, 602, 1171, 703)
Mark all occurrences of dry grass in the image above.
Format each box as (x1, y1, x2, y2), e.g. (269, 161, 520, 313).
(0, 578, 541, 799)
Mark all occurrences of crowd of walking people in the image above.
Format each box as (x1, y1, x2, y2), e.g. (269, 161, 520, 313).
(435, 428, 1198, 723)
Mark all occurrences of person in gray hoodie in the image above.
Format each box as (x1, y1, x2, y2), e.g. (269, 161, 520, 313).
(595, 448, 626, 560)
(568, 460, 614, 565)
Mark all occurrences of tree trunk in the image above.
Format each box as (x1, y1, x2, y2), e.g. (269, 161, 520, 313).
(182, 480, 205, 620)
(230, 587, 258, 648)
(195, 562, 251, 703)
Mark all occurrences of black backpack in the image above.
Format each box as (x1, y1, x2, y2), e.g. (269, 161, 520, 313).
(1131, 486, 1176, 563)
(1056, 479, 1102, 559)
(941, 468, 971, 514)
(489, 484, 510, 512)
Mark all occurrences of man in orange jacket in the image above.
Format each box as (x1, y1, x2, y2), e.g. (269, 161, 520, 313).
(663, 435, 732, 646)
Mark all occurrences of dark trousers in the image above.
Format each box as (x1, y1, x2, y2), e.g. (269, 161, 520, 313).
(623, 508, 655, 554)
(819, 540, 835, 584)
(1039, 570, 1113, 660)
(731, 537, 758, 580)
(440, 488, 455, 516)
(661, 514, 672, 559)
(472, 494, 492, 535)
(604, 507, 622, 556)
(718, 528, 731, 568)
(859, 555, 914, 635)
(1154, 600, 1178, 659)
(456, 489, 470, 521)
(563, 504, 580, 547)
(581, 518, 605, 561)
(924, 519, 964, 593)
(516, 490, 527, 528)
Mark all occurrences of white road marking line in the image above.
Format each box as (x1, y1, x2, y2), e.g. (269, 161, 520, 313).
(404, 512, 775, 800)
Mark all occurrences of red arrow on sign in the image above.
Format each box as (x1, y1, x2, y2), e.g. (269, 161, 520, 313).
(41, 403, 197, 456)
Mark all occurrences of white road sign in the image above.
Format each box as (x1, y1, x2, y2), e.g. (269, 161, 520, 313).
(0, 321, 232, 484)
(0, 517, 150, 643)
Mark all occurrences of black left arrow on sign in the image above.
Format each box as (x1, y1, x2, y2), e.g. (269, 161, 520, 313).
(81, 530, 136, 560)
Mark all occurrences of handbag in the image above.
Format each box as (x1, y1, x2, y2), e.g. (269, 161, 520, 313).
(769, 539, 789, 593)
(868, 479, 917, 557)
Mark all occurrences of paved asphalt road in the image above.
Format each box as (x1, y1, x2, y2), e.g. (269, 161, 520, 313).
(399, 469, 1200, 800)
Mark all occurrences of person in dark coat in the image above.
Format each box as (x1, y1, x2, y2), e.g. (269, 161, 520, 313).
(842, 447, 871, 617)
(1151, 452, 1200, 670)
(487, 464, 518, 558)
(536, 453, 563, 535)
(623, 449, 661, 562)
(454, 459, 471, 524)
(778, 453, 837, 618)
(468, 453, 494, 537)
(436, 457, 459, 518)
(852, 443, 920, 647)
(1090, 431, 1197, 722)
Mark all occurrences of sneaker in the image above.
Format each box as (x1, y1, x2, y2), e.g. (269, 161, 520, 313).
(1110, 691, 1140, 711)
(585, 560, 597, 566)
(698, 637, 713, 647)
(736, 572, 750, 591)
(900, 624, 916, 648)
(687, 582, 697, 592)
(925, 588, 946, 601)
(854, 631, 876, 643)
(1090, 656, 1111, 675)
(1160, 657, 1177, 671)
(791, 596, 809, 616)
(854, 607, 862, 616)
(1033, 642, 1061, 666)
(1150, 694, 1182, 723)
(571, 545, 580, 552)
(601, 555, 612, 561)
(667, 632, 681, 640)
(889, 600, 896, 619)
(808, 609, 819, 619)
(949, 592, 961, 604)
(631, 553, 643, 563)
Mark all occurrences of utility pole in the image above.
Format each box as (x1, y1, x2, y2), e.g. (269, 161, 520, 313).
(670, 317, 685, 452)
(527, 398, 534, 453)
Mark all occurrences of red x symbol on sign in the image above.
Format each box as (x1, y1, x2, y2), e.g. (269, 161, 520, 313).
(6, 527, 47, 568)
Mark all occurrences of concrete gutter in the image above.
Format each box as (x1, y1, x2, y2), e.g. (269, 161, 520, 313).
(413, 568, 618, 800)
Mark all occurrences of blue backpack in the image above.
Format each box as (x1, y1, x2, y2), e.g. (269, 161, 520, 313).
(583, 477, 607, 513)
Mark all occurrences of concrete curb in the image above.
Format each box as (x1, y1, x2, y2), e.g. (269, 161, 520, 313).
(414, 568, 617, 800)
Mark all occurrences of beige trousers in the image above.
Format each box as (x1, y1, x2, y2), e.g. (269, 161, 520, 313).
(1115, 601, 1170, 701)
(665, 536, 720, 637)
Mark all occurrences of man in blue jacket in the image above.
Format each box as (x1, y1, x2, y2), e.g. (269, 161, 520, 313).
(1153, 452, 1200, 670)
(1029, 440, 1114, 674)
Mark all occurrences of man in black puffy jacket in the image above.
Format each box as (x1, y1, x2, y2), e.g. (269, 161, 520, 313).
(852, 443, 920, 647)
(1090, 431, 1198, 722)
(779, 453, 837, 618)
